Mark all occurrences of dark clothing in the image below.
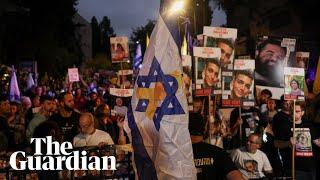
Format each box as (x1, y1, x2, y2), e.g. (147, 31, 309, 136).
(97, 122, 129, 144)
(229, 107, 266, 148)
(0, 116, 14, 150)
(49, 111, 80, 142)
(192, 142, 238, 180)
(273, 111, 316, 175)
(261, 132, 283, 177)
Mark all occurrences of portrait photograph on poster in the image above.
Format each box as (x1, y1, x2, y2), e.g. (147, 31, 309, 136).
(255, 36, 296, 99)
(295, 128, 313, 157)
(295, 52, 310, 70)
(222, 59, 255, 107)
(110, 36, 129, 63)
(284, 67, 305, 100)
(194, 47, 221, 96)
(203, 26, 237, 70)
(182, 55, 193, 103)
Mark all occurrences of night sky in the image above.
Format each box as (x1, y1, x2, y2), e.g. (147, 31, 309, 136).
(76, 0, 226, 37)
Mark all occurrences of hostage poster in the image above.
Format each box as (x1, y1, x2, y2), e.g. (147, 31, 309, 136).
(193, 47, 221, 96)
(255, 36, 296, 99)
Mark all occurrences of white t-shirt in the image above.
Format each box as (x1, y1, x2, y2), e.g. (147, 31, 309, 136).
(230, 147, 272, 179)
(73, 129, 114, 147)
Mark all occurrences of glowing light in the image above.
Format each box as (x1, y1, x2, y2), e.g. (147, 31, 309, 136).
(170, 0, 184, 14)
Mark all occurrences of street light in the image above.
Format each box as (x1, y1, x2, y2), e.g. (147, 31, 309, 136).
(169, 0, 185, 15)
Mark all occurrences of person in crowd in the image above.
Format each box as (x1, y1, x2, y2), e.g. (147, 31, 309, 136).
(201, 59, 220, 88)
(33, 120, 61, 179)
(192, 97, 203, 114)
(306, 93, 320, 179)
(230, 70, 253, 100)
(74, 88, 87, 112)
(289, 79, 304, 96)
(94, 104, 127, 145)
(7, 101, 25, 147)
(217, 38, 234, 69)
(35, 86, 43, 97)
(115, 43, 126, 60)
(24, 94, 41, 127)
(114, 97, 127, 117)
(26, 95, 54, 141)
(21, 96, 32, 115)
(261, 115, 283, 177)
(182, 71, 191, 98)
(256, 89, 272, 113)
(266, 98, 278, 122)
(273, 99, 316, 179)
(73, 112, 114, 147)
(7, 101, 23, 127)
(189, 113, 244, 180)
(231, 133, 273, 179)
(49, 92, 80, 142)
(229, 105, 266, 149)
(255, 39, 287, 87)
(231, 134, 272, 179)
(85, 91, 98, 113)
(0, 95, 14, 151)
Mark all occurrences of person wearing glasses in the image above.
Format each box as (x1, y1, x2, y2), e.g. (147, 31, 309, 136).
(230, 133, 273, 179)
(231, 70, 254, 100)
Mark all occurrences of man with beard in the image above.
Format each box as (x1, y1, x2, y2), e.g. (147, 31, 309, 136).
(255, 39, 287, 87)
(49, 92, 80, 142)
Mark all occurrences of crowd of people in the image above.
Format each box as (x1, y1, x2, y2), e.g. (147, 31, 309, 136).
(0, 67, 319, 179)
(190, 91, 320, 180)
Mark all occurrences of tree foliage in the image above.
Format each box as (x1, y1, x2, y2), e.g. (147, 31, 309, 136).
(130, 19, 156, 57)
(1, 0, 82, 78)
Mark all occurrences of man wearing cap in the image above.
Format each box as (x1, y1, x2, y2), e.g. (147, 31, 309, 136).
(189, 113, 244, 180)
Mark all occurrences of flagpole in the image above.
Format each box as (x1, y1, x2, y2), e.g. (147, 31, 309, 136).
(239, 107, 242, 144)
(292, 99, 296, 180)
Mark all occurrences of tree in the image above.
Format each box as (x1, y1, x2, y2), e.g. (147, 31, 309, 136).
(91, 16, 100, 57)
(1, 0, 83, 78)
(99, 16, 116, 59)
(130, 20, 156, 58)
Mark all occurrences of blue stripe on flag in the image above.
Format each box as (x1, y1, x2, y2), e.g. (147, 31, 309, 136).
(127, 104, 158, 180)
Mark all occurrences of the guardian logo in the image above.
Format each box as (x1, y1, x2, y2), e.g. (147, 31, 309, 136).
(9, 136, 116, 171)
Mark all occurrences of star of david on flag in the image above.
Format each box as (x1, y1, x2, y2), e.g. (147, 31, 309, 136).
(124, 0, 196, 179)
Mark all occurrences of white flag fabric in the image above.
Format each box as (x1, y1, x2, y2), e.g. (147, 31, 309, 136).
(27, 73, 35, 90)
(9, 68, 20, 101)
(124, 0, 196, 179)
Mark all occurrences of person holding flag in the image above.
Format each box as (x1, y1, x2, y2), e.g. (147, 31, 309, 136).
(124, 0, 196, 179)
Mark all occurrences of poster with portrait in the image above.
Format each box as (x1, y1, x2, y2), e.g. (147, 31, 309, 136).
(197, 34, 204, 47)
(110, 36, 130, 63)
(284, 67, 305, 101)
(294, 128, 313, 157)
(203, 26, 237, 70)
(182, 55, 193, 105)
(68, 68, 79, 82)
(222, 59, 255, 107)
(295, 52, 309, 70)
(255, 36, 296, 100)
(194, 47, 221, 96)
